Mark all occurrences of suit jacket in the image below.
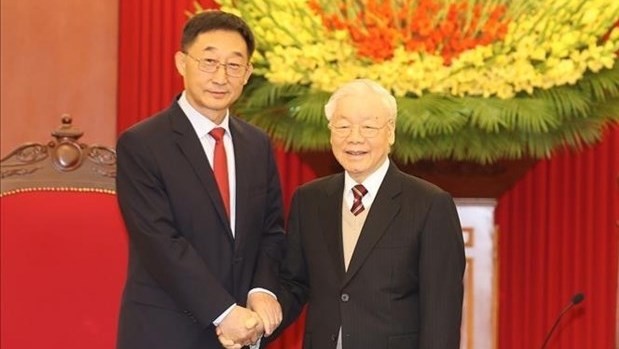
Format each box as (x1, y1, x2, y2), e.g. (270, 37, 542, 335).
(115, 100, 285, 349)
(278, 162, 465, 349)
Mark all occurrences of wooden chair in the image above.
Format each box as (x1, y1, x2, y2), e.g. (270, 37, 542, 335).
(0, 117, 127, 349)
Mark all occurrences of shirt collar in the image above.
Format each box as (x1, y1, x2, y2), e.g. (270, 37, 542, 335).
(344, 157, 390, 204)
(178, 91, 231, 138)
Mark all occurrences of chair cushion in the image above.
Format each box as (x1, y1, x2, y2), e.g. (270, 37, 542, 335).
(1, 191, 128, 349)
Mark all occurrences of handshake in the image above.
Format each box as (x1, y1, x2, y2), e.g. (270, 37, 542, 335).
(216, 292, 282, 349)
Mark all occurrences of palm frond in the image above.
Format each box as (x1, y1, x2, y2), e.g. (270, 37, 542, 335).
(234, 63, 619, 164)
(578, 63, 619, 102)
(397, 95, 467, 137)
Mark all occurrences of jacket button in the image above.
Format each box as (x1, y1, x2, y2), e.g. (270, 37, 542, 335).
(340, 293, 349, 302)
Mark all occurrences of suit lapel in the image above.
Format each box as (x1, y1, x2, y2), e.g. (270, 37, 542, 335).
(343, 164, 402, 287)
(170, 103, 233, 239)
(322, 174, 347, 281)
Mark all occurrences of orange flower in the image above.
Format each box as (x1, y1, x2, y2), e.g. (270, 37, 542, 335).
(311, 0, 511, 65)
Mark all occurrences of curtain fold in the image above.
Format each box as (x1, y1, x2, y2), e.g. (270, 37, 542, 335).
(274, 148, 317, 216)
(496, 125, 618, 349)
(117, 0, 203, 133)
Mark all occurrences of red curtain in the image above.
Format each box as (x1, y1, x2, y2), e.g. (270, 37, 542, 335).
(117, 0, 201, 133)
(117, 2, 617, 349)
(496, 125, 618, 349)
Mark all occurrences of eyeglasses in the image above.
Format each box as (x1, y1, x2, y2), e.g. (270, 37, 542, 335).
(184, 53, 249, 77)
(328, 121, 392, 138)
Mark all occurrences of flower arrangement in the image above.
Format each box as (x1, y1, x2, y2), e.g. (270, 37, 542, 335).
(197, 0, 619, 163)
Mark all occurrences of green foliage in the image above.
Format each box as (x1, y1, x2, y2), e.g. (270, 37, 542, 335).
(233, 63, 619, 164)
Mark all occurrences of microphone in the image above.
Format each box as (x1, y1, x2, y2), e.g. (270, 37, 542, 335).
(540, 293, 585, 349)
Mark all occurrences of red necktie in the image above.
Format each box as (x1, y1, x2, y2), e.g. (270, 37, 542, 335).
(209, 128, 230, 218)
(351, 184, 368, 216)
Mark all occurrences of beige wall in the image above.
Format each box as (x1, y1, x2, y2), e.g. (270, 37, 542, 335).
(1, 0, 118, 157)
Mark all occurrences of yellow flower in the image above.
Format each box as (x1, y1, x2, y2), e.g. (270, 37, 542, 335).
(216, 0, 619, 99)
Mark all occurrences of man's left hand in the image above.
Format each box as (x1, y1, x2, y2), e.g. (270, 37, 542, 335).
(247, 292, 282, 337)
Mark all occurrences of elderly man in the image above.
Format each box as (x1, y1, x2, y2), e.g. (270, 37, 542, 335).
(278, 79, 466, 349)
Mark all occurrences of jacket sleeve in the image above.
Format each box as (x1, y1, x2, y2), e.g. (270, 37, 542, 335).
(250, 139, 286, 292)
(274, 188, 311, 334)
(418, 190, 466, 349)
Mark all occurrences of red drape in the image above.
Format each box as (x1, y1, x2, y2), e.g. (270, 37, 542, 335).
(117, 2, 617, 348)
(117, 0, 200, 133)
(496, 124, 618, 349)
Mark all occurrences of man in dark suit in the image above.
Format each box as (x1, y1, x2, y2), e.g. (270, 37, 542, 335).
(115, 11, 285, 349)
(277, 79, 466, 349)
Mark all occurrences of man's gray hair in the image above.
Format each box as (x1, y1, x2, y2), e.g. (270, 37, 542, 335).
(324, 79, 397, 121)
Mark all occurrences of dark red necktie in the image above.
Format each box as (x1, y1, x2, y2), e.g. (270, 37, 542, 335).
(351, 184, 368, 216)
(209, 128, 230, 218)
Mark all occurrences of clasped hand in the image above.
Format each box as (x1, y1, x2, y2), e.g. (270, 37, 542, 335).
(216, 292, 282, 349)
